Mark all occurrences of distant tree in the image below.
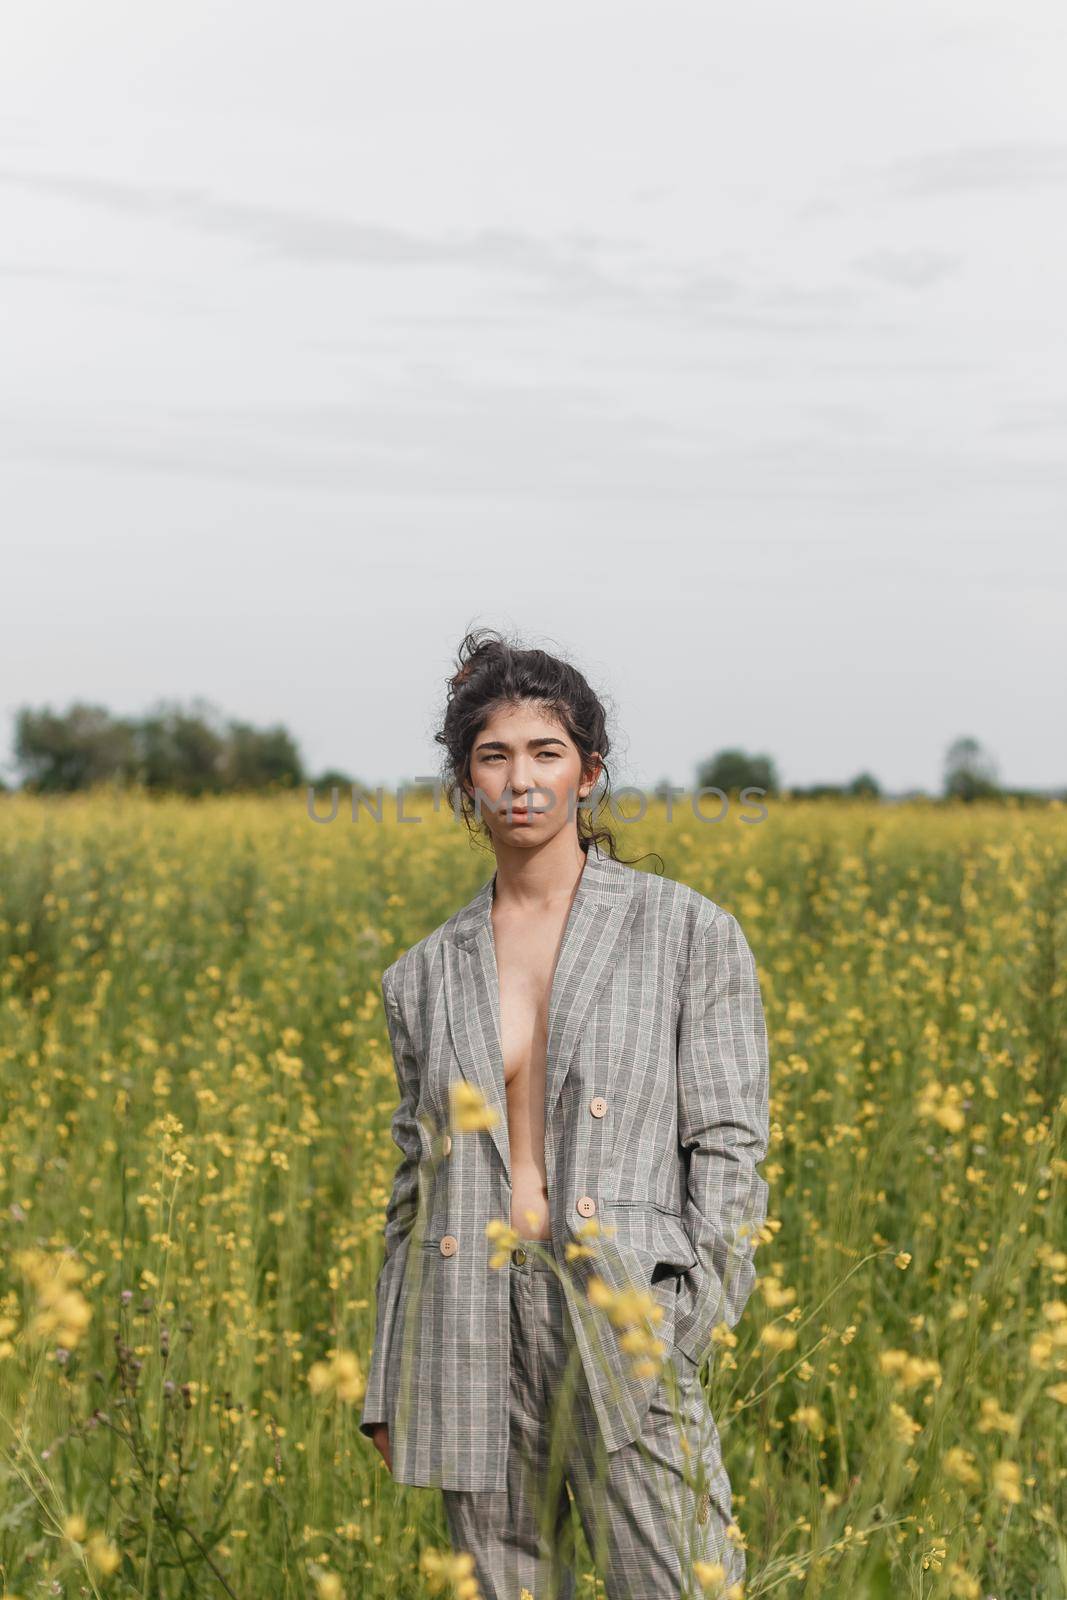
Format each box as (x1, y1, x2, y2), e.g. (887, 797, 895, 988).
(224, 721, 304, 790)
(14, 703, 136, 792)
(944, 736, 1000, 802)
(133, 698, 229, 795)
(696, 748, 778, 797)
(788, 782, 846, 800)
(12, 697, 310, 794)
(789, 774, 882, 800)
(847, 771, 881, 798)
(309, 769, 356, 792)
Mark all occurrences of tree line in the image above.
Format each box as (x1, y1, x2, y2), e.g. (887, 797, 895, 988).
(0, 702, 1059, 804)
(687, 738, 1061, 803)
(3, 700, 355, 797)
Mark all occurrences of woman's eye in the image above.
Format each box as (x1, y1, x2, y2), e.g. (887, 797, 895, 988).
(480, 752, 559, 762)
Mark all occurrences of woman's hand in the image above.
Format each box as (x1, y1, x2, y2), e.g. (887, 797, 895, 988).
(370, 1422, 392, 1473)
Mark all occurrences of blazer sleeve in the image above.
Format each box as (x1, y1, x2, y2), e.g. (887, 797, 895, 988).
(672, 906, 770, 1368)
(358, 969, 424, 1438)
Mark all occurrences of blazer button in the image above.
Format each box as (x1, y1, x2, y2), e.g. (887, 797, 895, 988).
(439, 1234, 458, 1256)
(576, 1195, 596, 1217)
(589, 1096, 607, 1118)
(441, 1133, 452, 1155)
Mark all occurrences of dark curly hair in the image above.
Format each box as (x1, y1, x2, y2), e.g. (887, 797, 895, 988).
(434, 627, 660, 870)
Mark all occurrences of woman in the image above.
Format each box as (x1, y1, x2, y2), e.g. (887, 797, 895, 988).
(359, 630, 770, 1600)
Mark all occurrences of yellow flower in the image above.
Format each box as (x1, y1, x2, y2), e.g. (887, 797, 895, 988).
(586, 1276, 668, 1378)
(86, 1533, 121, 1575)
(791, 1405, 825, 1440)
(694, 1559, 726, 1592)
(977, 1397, 1019, 1436)
(15, 1248, 93, 1350)
(942, 1446, 980, 1488)
(485, 1219, 520, 1269)
(419, 1546, 482, 1597)
(63, 1512, 88, 1543)
(307, 1350, 366, 1404)
(315, 1574, 344, 1600)
(450, 1081, 499, 1133)
(946, 1561, 980, 1599)
(915, 1081, 966, 1133)
(887, 1402, 921, 1444)
(308, 1362, 332, 1395)
(1030, 1330, 1055, 1368)
(877, 1350, 941, 1391)
(992, 1459, 1022, 1504)
(563, 1217, 613, 1260)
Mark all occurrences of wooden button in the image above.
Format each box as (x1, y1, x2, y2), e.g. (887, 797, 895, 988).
(576, 1195, 596, 1217)
(441, 1132, 452, 1155)
(439, 1234, 458, 1256)
(589, 1096, 607, 1118)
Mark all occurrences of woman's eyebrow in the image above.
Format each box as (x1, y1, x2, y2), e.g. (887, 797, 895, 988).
(474, 737, 568, 752)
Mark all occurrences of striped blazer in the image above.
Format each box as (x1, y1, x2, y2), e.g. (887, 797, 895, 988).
(358, 840, 771, 1492)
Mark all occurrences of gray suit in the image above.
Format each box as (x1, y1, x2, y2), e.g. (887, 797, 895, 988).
(359, 840, 770, 1501)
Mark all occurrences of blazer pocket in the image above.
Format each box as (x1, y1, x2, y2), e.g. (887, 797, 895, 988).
(605, 1203, 699, 1274)
(668, 1291, 700, 1367)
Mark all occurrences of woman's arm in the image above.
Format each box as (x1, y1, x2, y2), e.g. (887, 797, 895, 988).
(672, 906, 771, 1368)
(376, 972, 424, 1264)
(358, 968, 424, 1441)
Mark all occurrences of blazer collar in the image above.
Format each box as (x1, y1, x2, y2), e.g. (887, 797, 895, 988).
(442, 842, 638, 1186)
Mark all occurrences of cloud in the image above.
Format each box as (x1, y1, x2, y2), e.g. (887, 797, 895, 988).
(806, 141, 1067, 219)
(0, 166, 647, 307)
(6, 379, 1066, 507)
(994, 397, 1067, 436)
(0, 165, 874, 333)
(885, 142, 1067, 197)
(850, 249, 961, 288)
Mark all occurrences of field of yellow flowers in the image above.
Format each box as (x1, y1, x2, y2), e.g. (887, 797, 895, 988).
(0, 792, 1064, 1599)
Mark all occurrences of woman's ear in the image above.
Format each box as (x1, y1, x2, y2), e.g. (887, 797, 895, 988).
(580, 752, 603, 795)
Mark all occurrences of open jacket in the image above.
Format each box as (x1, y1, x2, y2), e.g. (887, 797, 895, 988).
(358, 841, 771, 1492)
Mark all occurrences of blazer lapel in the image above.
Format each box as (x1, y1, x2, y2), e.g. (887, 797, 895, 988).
(443, 842, 638, 1188)
(543, 854, 637, 1125)
(442, 905, 513, 1183)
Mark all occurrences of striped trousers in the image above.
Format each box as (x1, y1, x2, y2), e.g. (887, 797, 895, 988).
(441, 1244, 746, 1600)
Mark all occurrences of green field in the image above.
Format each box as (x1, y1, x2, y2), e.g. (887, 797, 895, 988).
(1, 794, 1064, 1598)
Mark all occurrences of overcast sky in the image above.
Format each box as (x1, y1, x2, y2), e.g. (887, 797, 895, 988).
(2, 1, 1064, 795)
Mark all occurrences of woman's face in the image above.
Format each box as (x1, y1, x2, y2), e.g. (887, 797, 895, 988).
(464, 701, 599, 851)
